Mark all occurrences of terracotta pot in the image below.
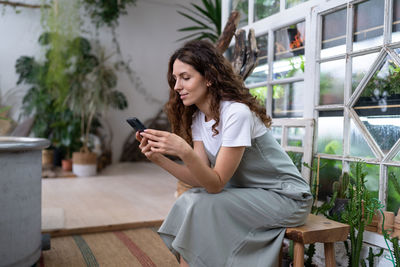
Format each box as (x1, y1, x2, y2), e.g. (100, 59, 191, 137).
(61, 159, 72, 172)
(72, 148, 97, 177)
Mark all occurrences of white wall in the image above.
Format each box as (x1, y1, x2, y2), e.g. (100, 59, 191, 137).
(0, 0, 199, 162)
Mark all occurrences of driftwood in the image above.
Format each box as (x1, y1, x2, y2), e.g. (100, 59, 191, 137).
(215, 10, 240, 54)
(216, 11, 259, 80)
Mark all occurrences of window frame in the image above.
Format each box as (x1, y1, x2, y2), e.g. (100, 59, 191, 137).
(221, 0, 400, 212)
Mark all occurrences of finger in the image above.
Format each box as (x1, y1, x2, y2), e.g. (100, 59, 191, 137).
(139, 137, 148, 149)
(143, 129, 169, 137)
(141, 132, 163, 142)
(151, 146, 164, 153)
(136, 131, 143, 142)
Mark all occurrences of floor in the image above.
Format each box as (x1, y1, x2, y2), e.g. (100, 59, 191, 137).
(42, 162, 178, 236)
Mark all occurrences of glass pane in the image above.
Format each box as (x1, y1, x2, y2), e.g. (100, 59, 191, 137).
(394, 151, 400, 161)
(287, 127, 305, 147)
(320, 59, 345, 105)
(321, 8, 347, 58)
(353, 0, 384, 51)
(352, 52, 379, 93)
(349, 162, 379, 199)
(287, 151, 303, 172)
(272, 82, 303, 118)
(249, 86, 267, 106)
(245, 34, 268, 86)
(314, 158, 343, 201)
(387, 167, 400, 212)
(231, 0, 249, 27)
(254, 0, 279, 21)
(317, 111, 343, 155)
(354, 56, 400, 154)
(286, 0, 309, 9)
(271, 126, 282, 144)
(273, 21, 305, 79)
(392, 0, 400, 42)
(350, 119, 375, 158)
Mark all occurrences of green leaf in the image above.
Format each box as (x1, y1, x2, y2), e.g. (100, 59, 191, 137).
(177, 11, 214, 31)
(178, 26, 210, 32)
(176, 32, 205, 42)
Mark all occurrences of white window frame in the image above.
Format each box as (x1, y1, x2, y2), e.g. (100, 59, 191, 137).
(313, 0, 400, 212)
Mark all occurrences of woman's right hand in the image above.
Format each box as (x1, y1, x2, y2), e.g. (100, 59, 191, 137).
(136, 131, 163, 162)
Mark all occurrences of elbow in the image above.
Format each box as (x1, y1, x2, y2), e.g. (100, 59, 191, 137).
(205, 174, 225, 194)
(206, 186, 223, 194)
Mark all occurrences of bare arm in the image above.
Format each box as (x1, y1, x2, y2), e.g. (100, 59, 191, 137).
(141, 129, 245, 193)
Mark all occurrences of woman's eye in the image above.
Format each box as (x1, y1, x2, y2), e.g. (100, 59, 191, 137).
(183, 77, 190, 81)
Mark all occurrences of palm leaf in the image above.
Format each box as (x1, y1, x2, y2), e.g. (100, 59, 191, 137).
(176, 32, 206, 42)
(176, 0, 221, 43)
(177, 11, 214, 31)
(192, 3, 216, 23)
(177, 4, 209, 22)
(178, 26, 211, 32)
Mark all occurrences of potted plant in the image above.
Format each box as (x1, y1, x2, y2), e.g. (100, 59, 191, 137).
(329, 172, 350, 219)
(341, 161, 382, 267)
(50, 110, 82, 172)
(65, 39, 127, 176)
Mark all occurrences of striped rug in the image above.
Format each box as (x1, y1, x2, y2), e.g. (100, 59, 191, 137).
(35, 227, 179, 267)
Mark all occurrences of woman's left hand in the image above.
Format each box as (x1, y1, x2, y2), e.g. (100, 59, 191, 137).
(140, 129, 191, 158)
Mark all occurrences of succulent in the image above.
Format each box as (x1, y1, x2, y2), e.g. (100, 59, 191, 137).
(332, 172, 350, 199)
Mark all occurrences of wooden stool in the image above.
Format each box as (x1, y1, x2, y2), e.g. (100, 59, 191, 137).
(283, 214, 350, 267)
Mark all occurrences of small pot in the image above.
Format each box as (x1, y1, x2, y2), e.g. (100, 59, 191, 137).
(72, 147, 97, 177)
(42, 149, 54, 169)
(61, 159, 72, 172)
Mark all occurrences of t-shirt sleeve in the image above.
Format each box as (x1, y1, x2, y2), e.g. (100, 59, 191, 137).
(222, 104, 252, 147)
(191, 112, 202, 141)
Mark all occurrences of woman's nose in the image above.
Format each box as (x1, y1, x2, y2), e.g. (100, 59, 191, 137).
(174, 78, 181, 91)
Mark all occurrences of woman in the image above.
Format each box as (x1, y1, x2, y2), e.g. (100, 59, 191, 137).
(137, 40, 312, 267)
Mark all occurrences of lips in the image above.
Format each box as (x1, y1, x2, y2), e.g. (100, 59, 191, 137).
(180, 93, 188, 99)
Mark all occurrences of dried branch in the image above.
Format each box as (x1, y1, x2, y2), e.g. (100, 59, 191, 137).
(241, 29, 259, 80)
(232, 29, 246, 75)
(215, 10, 240, 54)
(0, 0, 49, 9)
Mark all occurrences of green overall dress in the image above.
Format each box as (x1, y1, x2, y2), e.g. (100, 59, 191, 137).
(158, 130, 313, 267)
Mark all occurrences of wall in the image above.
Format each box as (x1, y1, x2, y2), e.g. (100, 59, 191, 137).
(0, 0, 197, 162)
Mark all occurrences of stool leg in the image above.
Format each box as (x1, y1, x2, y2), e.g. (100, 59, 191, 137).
(324, 242, 336, 267)
(292, 241, 304, 267)
(279, 243, 282, 267)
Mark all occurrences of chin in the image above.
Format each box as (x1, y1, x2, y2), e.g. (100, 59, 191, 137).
(182, 99, 194, 106)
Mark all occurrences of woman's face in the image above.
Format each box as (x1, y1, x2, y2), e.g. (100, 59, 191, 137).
(172, 59, 209, 107)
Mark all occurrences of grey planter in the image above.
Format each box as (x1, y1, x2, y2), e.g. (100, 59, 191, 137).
(0, 137, 50, 267)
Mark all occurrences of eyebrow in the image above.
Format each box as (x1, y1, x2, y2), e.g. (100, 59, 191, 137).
(172, 72, 189, 78)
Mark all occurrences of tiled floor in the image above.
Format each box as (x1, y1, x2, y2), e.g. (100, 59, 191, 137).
(42, 162, 178, 235)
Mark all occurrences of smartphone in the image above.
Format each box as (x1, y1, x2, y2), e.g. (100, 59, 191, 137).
(126, 117, 147, 132)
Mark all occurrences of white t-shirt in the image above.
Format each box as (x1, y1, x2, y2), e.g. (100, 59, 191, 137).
(191, 101, 267, 156)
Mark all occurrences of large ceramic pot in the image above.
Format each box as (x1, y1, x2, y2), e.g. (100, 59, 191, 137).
(0, 137, 50, 267)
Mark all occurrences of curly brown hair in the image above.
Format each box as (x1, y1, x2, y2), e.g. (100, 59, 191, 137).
(165, 40, 271, 143)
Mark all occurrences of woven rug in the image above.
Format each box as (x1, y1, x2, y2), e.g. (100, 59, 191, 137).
(35, 227, 179, 267)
